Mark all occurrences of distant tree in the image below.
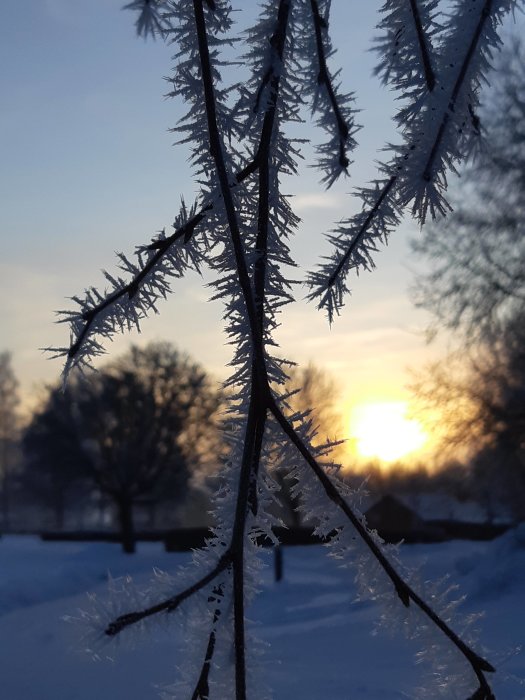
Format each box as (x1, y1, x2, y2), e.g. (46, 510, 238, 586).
(411, 40, 525, 346)
(410, 41, 525, 519)
(275, 363, 346, 525)
(24, 343, 223, 551)
(413, 315, 525, 520)
(0, 352, 20, 532)
(285, 363, 346, 453)
(22, 387, 91, 530)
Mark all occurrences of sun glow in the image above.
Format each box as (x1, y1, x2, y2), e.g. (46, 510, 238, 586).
(350, 401, 427, 463)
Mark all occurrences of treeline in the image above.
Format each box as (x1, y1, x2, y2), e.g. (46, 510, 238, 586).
(0, 351, 349, 550)
(345, 460, 513, 525)
(1, 340, 524, 552)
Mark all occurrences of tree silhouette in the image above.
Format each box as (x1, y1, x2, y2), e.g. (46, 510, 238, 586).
(22, 386, 91, 531)
(49, 1, 522, 697)
(0, 352, 20, 532)
(274, 363, 346, 526)
(411, 41, 525, 519)
(25, 343, 222, 550)
(413, 313, 525, 520)
(412, 40, 525, 344)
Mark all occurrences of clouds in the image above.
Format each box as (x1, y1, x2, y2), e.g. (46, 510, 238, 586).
(292, 192, 345, 212)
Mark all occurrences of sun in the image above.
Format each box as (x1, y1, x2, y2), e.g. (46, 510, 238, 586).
(349, 401, 427, 463)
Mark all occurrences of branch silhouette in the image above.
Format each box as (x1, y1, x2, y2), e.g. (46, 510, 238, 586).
(53, 1, 521, 698)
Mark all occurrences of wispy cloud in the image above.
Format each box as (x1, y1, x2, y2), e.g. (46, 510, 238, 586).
(292, 192, 345, 211)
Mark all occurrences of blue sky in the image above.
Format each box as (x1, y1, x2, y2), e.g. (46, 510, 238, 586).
(1, 0, 486, 421)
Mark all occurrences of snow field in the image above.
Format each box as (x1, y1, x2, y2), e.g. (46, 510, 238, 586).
(0, 531, 524, 699)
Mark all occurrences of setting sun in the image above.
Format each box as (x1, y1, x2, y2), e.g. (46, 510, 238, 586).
(350, 402, 427, 463)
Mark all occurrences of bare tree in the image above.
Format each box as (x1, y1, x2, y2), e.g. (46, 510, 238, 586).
(410, 40, 525, 519)
(411, 40, 525, 345)
(22, 387, 92, 530)
(25, 343, 223, 550)
(285, 363, 345, 452)
(274, 363, 346, 525)
(413, 313, 525, 520)
(0, 351, 19, 532)
(49, 1, 523, 697)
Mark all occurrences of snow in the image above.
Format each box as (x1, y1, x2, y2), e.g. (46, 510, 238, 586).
(0, 533, 524, 699)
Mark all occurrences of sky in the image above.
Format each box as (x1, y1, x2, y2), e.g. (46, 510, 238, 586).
(1, 1, 505, 442)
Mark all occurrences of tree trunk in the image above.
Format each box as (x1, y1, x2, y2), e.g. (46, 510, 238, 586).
(116, 498, 136, 554)
(147, 501, 157, 530)
(54, 492, 65, 531)
(274, 545, 283, 583)
(1, 474, 9, 533)
(1, 444, 10, 533)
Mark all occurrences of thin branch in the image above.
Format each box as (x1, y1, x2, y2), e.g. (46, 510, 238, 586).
(253, 0, 291, 329)
(196, 0, 268, 387)
(268, 396, 411, 605)
(191, 2, 287, 694)
(267, 395, 495, 696)
(423, 0, 493, 180)
(327, 175, 397, 287)
(65, 147, 263, 365)
(312, 0, 498, 306)
(230, 390, 268, 700)
(66, 211, 203, 361)
(105, 552, 232, 636)
(191, 586, 223, 700)
(408, 0, 436, 92)
(309, 0, 350, 169)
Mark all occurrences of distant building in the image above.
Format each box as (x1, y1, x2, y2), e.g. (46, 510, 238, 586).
(365, 495, 425, 542)
(364, 493, 510, 543)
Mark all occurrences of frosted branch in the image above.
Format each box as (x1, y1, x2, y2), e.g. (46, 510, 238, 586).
(309, 0, 518, 320)
(295, 0, 359, 186)
(105, 553, 231, 636)
(267, 395, 496, 698)
(374, 0, 438, 98)
(123, 0, 170, 39)
(309, 0, 354, 173)
(53, 0, 521, 696)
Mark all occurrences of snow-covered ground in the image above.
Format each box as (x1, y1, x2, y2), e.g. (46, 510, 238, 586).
(1, 531, 524, 699)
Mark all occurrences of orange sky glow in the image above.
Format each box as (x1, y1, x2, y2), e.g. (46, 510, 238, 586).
(345, 401, 430, 467)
